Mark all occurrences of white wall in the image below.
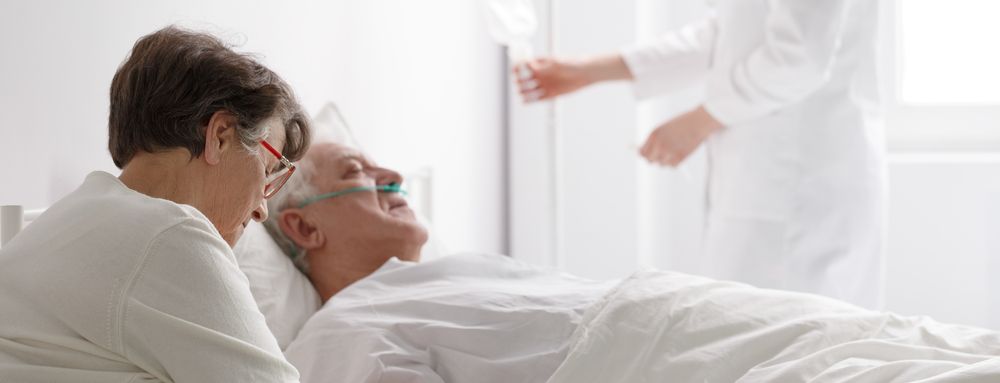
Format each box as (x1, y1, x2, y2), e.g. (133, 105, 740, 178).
(508, 0, 642, 278)
(884, 155, 1000, 328)
(633, 0, 711, 276)
(0, 0, 506, 254)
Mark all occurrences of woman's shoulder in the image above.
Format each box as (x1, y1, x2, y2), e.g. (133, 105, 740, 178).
(11, 171, 227, 268)
(65, 171, 218, 238)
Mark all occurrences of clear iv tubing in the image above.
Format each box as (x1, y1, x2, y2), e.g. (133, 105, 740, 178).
(485, 0, 563, 269)
(484, 0, 537, 80)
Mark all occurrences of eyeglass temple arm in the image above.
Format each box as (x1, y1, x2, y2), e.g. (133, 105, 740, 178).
(260, 140, 283, 158)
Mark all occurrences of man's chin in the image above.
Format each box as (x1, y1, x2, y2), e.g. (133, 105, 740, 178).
(400, 231, 429, 263)
(383, 207, 430, 251)
(411, 224, 430, 252)
(395, 215, 430, 249)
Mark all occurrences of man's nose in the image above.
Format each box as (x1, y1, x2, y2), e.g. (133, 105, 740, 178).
(252, 199, 268, 222)
(380, 168, 404, 186)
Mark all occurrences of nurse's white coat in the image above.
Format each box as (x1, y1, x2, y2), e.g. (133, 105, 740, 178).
(622, 0, 885, 308)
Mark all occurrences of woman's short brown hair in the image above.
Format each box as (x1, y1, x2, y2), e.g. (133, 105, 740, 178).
(108, 26, 310, 168)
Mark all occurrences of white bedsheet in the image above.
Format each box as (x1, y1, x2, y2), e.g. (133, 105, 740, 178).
(545, 271, 1000, 383)
(284, 253, 616, 383)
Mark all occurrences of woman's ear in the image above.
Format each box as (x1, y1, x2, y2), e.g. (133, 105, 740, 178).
(203, 110, 239, 165)
(278, 209, 325, 251)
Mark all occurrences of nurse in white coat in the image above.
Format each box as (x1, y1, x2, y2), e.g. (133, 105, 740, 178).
(516, 0, 885, 308)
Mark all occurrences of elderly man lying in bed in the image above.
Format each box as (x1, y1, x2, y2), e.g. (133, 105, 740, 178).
(265, 141, 1000, 383)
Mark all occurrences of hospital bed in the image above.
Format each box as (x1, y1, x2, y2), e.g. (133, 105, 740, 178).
(6, 101, 1000, 382)
(7, 199, 1000, 382)
(229, 193, 1000, 383)
(1, 205, 43, 247)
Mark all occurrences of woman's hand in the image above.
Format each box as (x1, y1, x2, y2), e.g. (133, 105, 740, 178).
(513, 54, 632, 103)
(639, 106, 723, 167)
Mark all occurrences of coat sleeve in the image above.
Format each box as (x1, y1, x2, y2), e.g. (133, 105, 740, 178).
(620, 15, 718, 100)
(119, 219, 301, 383)
(704, 0, 854, 126)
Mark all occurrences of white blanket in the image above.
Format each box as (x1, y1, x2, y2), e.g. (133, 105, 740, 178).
(284, 254, 616, 383)
(545, 271, 1000, 383)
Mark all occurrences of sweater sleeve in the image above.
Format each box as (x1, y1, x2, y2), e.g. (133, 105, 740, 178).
(703, 0, 853, 126)
(117, 218, 300, 383)
(620, 15, 718, 100)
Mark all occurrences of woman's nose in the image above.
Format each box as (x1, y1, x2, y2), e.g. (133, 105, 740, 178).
(252, 199, 268, 222)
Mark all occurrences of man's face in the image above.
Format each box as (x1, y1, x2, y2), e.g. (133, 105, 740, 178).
(298, 142, 428, 264)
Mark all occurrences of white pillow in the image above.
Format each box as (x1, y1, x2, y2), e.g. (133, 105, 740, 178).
(311, 102, 360, 148)
(233, 220, 320, 350)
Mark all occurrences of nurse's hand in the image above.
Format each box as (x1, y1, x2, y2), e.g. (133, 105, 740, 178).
(640, 106, 723, 167)
(514, 54, 633, 103)
(513, 58, 591, 102)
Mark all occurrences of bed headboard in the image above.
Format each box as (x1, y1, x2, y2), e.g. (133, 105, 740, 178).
(1, 205, 44, 248)
(402, 167, 433, 224)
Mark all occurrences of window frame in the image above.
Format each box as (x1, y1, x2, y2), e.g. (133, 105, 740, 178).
(880, 0, 1000, 152)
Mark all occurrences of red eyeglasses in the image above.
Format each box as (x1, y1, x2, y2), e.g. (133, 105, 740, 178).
(259, 140, 296, 199)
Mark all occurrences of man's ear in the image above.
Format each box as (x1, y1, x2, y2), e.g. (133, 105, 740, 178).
(203, 110, 240, 165)
(278, 209, 325, 251)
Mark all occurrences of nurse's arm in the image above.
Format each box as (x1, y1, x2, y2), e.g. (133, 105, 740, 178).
(513, 53, 632, 102)
(620, 15, 719, 99)
(704, 0, 853, 126)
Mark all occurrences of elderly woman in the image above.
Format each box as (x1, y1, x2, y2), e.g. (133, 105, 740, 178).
(0, 26, 309, 382)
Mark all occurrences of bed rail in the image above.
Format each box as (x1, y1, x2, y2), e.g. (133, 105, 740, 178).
(1, 205, 43, 248)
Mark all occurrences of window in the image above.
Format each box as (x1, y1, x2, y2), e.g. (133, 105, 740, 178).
(882, 0, 1000, 151)
(899, 0, 1000, 104)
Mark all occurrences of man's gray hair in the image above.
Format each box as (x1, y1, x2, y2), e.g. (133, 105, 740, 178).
(263, 158, 318, 274)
